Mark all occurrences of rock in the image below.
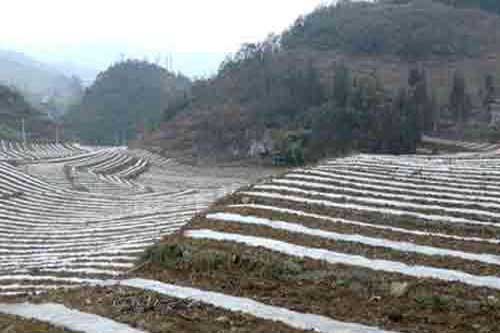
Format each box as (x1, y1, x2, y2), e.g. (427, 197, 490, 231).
(231, 253, 240, 264)
(216, 316, 230, 324)
(241, 196, 251, 204)
(487, 295, 499, 307)
(472, 324, 482, 331)
(390, 282, 410, 298)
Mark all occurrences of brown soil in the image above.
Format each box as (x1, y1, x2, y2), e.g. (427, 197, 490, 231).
(0, 314, 73, 333)
(221, 205, 500, 255)
(327, 166, 500, 192)
(136, 233, 500, 333)
(17, 286, 309, 333)
(251, 186, 500, 225)
(225, 193, 500, 240)
(193, 219, 500, 276)
(286, 175, 500, 214)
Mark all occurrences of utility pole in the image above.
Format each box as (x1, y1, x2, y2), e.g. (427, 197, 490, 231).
(21, 118, 26, 144)
(55, 124, 59, 144)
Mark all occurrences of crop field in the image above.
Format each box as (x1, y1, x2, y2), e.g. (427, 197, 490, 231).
(0, 142, 257, 296)
(0, 140, 499, 332)
(139, 148, 500, 332)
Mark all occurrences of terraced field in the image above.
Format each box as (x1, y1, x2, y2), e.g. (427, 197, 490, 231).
(0, 143, 262, 293)
(138, 147, 500, 332)
(421, 135, 500, 152)
(1, 140, 499, 332)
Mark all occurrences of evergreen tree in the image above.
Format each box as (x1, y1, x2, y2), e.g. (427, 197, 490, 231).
(407, 67, 432, 132)
(484, 74, 496, 106)
(305, 60, 324, 106)
(333, 64, 352, 108)
(450, 70, 469, 134)
(430, 92, 440, 133)
(394, 87, 420, 153)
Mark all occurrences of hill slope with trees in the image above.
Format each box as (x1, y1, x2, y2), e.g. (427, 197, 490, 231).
(432, 0, 500, 15)
(64, 60, 190, 145)
(140, 0, 500, 163)
(0, 84, 55, 141)
(282, 0, 500, 58)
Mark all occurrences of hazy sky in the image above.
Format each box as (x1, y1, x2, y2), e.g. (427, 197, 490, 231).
(0, 0, 328, 78)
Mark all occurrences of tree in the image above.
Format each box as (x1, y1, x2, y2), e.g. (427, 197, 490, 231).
(392, 87, 420, 153)
(407, 67, 433, 132)
(430, 92, 440, 133)
(281, 0, 498, 59)
(484, 74, 496, 106)
(433, 0, 500, 15)
(305, 60, 324, 106)
(450, 70, 470, 135)
(333, 64, 352, 107)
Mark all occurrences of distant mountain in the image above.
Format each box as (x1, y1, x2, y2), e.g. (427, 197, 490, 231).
(0, 49, 83, 115)
(45, 60, 99, 85)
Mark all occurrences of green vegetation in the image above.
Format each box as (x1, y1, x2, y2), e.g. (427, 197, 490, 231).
(433, 0, 500, 15)
(58, 0, 500, 161)
(282, 1, 500, 59)
(153, 30, 445, 161)
(0, 84, 53, 141)
(141, 241, 307, 281)
(143, 0, 500, 164)
(64, 60, 190, 145)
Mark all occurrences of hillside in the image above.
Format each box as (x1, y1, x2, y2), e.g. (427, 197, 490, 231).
(432, 0, 500, 15)
(282, 0, 500, 58)
(2, 1, 500, 332)
(142, 0, 500, 163)
(0, 141, 499, 333)
(64, 60, 191, 145)
(0, 50, 83, 116)
(0, 84, 55, 141)
(138, 150, 500, 333)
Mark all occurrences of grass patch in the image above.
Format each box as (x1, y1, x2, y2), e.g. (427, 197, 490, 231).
(141, 240, 308, 281)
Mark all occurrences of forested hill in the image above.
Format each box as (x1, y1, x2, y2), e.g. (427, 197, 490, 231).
(64, 60, 190, 145)
(141, 0, 500, 164)
(282, 0, 500, 59)
(0, 84, 54, 141)
(432, 0, 500, 15)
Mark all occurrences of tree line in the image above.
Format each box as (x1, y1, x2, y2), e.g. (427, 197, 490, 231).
(432, 0, 500, 14)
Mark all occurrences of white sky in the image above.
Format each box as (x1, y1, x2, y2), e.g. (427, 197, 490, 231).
(0, 0, 328, 77)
